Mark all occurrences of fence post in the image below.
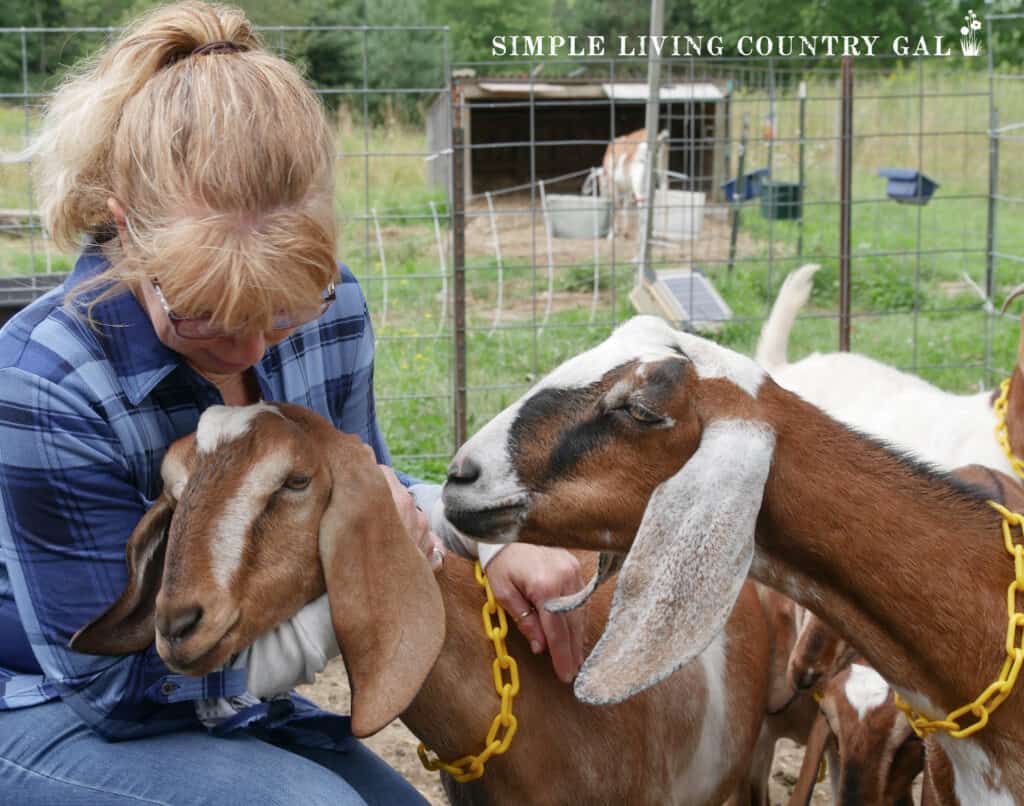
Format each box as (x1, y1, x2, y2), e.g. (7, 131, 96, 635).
(838, 57, 853, 352)
(19, 29, 37, 272)
(797, 80, 807, 259)
(727, 114, 749, 274)
(986, 106, 999, 301)
(636, 0, 665, 283)
(451, 126, 467, 449)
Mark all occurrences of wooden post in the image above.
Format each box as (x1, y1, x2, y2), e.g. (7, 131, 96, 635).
(451, 127, 467, 448)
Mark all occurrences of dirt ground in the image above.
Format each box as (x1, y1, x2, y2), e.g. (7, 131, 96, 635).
(461, 192, 778, 273)
(297, 658, 835, 805)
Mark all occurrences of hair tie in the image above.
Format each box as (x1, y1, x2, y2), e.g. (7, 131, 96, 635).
(191, 40, 248, 57)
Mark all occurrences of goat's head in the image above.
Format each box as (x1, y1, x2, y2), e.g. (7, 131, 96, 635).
(443, 315, 776, 703)
(786, 612, 923, 804)
(793, 663, 923, 806)
(70, 403, 444, 737)
(788, 611, 858, 695)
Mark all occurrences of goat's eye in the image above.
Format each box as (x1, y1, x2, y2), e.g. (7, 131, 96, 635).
(625, 400, 664, 424)
(284, 475, 312, 491)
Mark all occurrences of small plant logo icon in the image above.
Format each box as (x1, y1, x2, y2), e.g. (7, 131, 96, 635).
(961, 9, 983, 56)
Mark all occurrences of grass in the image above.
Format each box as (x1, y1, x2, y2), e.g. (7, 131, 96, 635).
(3, 63, 1024, 481)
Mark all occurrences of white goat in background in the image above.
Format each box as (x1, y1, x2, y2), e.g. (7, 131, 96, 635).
(756, 263, 1024, 477)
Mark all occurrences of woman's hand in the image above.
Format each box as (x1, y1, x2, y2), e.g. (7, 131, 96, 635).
(484, 545, 586, 683)
(377, 464, 446, 570)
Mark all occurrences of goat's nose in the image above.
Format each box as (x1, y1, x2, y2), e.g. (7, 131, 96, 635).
(447, 455, 481, 485)
(158, 605, 204, 643)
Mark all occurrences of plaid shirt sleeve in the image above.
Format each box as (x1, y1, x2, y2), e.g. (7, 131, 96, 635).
(0, 366, 214, 738)
(340, 292, 391, 463)
(325, 275, 422, 487)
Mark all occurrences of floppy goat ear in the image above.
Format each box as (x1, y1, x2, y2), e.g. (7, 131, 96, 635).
(573, 419, 775, 704)
(319, 433, 445, 738)
(69, 492, 175, 655)
(70, 433, 196, 655)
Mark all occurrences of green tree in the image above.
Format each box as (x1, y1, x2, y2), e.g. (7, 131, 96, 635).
(297, 0, 443, 121)
(694, 0, 965, 55)
(571, 0, 706, 42)
(426, 0, 554, 63)
(0, 0, 71, 93)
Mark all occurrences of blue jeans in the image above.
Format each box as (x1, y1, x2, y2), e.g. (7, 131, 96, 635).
(0, 699, 429, 805)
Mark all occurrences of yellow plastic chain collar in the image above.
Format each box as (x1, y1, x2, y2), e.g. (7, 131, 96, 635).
(894, 500, 1024, 738)
(993, 378, 1024, 482)
(417, 561, 521, 783)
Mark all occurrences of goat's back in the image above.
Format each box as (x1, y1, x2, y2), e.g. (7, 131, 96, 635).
(771, 354, 1005, 474)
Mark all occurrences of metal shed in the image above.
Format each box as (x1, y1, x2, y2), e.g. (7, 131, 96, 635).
(426, 76, 728, 201)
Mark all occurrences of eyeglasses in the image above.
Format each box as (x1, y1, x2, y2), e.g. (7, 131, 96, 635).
(150, 278, 337, 340)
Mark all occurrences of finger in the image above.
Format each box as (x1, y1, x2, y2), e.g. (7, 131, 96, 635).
(423, 529, 446, 571)
(377, 464, 407, 502)
(493, 585, 545, 656)
(376, 467, 441, 570)
(536, 606, 577, 683)
(411, 507, 431, 549)
(378, 465, 420, 528)
(404, 498, 442, 568)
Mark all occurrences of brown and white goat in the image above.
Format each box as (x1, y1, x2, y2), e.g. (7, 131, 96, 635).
(442, 315, 1024, 805)
(69, 402, 788, 806)
(599, 127, 669, 238)
(786, 613, 922, 806)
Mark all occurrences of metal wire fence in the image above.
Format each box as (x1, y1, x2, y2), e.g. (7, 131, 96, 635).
(445, 49, 1023, 456)
(0, 23, 456, 479)
(2, 23, 1023, 480)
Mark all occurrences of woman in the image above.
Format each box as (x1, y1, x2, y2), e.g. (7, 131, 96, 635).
(0, 3, 584, 803)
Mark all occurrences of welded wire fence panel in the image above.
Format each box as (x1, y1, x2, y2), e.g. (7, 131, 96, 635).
(0, 23, 455, 480)
(3, 25, 1023, 476)
(989, 15, 1024, 387)
(450, 50, 1023, 440)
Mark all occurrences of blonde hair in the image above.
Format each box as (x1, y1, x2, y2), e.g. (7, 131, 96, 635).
(32, 1, 338, 331)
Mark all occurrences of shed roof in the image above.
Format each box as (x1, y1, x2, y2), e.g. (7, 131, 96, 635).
(461, 79, 725, 102)
(602, 82, 724, 101)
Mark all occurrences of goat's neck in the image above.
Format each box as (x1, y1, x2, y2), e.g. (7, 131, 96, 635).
(399, 556, 520, 763)
(751, 382, 1021, 750)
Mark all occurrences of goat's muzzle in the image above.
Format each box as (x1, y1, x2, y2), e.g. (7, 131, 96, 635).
(443, 502, 526, 544)
(443, 456, 529, 543)
(157, 603, 203, 643)
(154, 598, 240, 674)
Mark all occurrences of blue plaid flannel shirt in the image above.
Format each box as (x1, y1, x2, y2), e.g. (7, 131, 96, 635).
(0, 242, 402, 746)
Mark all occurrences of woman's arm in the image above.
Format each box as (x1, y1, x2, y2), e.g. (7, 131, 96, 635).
(0, 368, 232, 739)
